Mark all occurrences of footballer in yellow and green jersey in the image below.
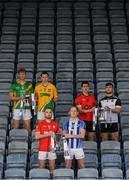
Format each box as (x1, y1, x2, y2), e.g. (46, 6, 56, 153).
(10, 80, 33, 109)
(34, 82, 58, 112)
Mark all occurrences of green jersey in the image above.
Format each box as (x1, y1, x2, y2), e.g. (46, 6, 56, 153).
(10, 80, 33, 109)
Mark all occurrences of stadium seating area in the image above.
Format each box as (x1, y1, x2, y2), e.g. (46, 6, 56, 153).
(0, 0, 129, 179)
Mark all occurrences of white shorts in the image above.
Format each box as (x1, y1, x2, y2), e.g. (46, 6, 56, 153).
(65, 148, 85, 160)
(38, 151, 56, 160)
(13, 109, 32, 121)
(37, 111, 54, 121)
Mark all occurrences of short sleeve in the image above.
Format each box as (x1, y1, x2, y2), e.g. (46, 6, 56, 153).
(35, 124, 41, 133)
(63, 120, 69, 133)
(75, 96, 79, 105)
(80, 121, 85, 129)
(115, 98, 121, 107)
(10, 84, 15, 93)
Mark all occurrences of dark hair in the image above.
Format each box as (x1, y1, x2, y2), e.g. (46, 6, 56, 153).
(44, 107, 52, 112)
(18, 68, 26, 74)
(81, 81, 89, 87)
(69, 106, 78, 111)
(105, 82, 113, 87)
(40, 71, 49, 77)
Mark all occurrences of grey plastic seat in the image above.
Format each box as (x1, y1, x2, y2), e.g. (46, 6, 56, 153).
(57, 35, 72, 44)
(120, 116, 129, 129)
(9, 129, 28, 142)
(0, 53, 15, 62)
(57, 18, 72, 26)
(39, 26, 54, 35)
(31, 141, 38, 155)
(56, 82, 73, 93)
(0, 82, 11, 93)
(115, 53, 129, 62)
(6, 153, 27, 169)
(38, 43, 54, 53)
(114, 44, 129, 53)
(76, 44, 91, 53)
(8, 141, 28, 154)
(37, 62, 54, 72)
(83, 141, 97, 154)
(126, 169, 129, 179)
(57, 93, 73, 105)
(77, 168, 98, 179)
(2, 26, 17, 35)
(0, 141, 5, 155)
(96, 62, 113, 72)
(76, 72, 93, 82)
(3, 17, 18, 26)
(0, 116, 8, 130)
(0, 93, 10, 105)
(57, 53, 73, 63)
(116, 72, 129, 82)
(85, 154, 98, 168)
(0, 129, 6, 143)
(124, 141, 129, 155)
(95, 44, 111, 53)
(76, 52, 92, 62)
(56, 72, 73, 82)
(18, 44, 35, 53)
(17, 62, 34, 72)
(18, 53, 34, 63)
(75, 25, 90, 35)
(112, 34, 128, 43)
(57, 26, 72, 35)
(39, 9, 54, 17)
(57, 43, 72, 53)
(0, 44, 16, 53)
(20, 26, 36, 35)
(110, 18, 126, 26)
(96, 72, 113, 82)
(0, 62, 14, 72)
(95, 52, 112, 62)
(4, 10, 19, 18)
(29, 168, 50, 179)
(91, 2, 106, 10)
(37, 53, 54, 63)
(111, 26, 127, 34)
(1, 35, 17, 44)
(76, 62, 93, 72)
(101, 141, 120, 154)
(55, 104, 72, 117)
(30, 153, 38, 169)
(93, 25, 109, 34)
(101, 154, 121, 169)
(0, 154, 4, 170)
(0, 105, 9, 116)
(122, 128, 129, 142)
(75, 34, 91, 44)
(53, 168, 74, 179)
(5, 168, 26, 179)
(117, 82, 129, 93)
(19, 35, 35, 44)
(93, 34, 110, 43)
(75, 17, 90, 26)
(116, 62, 129, 72)
(102, 168, 123, 179)
(57, 62, 73, 72)
(38, 34, 54, 43)
(39, 17, 54, 26)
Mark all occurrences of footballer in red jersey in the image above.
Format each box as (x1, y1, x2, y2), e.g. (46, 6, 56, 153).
(75, 81, 96, 141)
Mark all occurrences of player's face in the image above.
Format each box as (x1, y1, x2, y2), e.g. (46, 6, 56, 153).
(41, 74, 49, 84)
(44, 109, 52, 119)
(18, 72, 26, 81)
(105, 85, 113, 94)
(82, 84, 89, 94)
(69, 107, 78, 119)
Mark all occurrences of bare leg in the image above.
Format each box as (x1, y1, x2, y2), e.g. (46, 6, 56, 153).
(77, 159, 85, 169)
(39, 159, 46, 168)
(65, 159, 72, 169)
(49, 159, 55, 176)
(101, 133, 109, 141)
(111, 132, 119, 141)
(24, 120, 31, 135)
(13, 120, 20, 129)
(88, 132, 94, 141)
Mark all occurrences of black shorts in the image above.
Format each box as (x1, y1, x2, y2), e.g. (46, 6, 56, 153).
(84, 121, 94, 132)
(100, 123, 118, 133)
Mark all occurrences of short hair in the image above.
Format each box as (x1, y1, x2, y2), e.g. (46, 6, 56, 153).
(44, 107, 52, 112)
(40, 71, 49, 77)
(18, 68, 26, 74)
(105, 82, 113, 87)
(81, 81, 89, 87)
(69, 106, 78, 111)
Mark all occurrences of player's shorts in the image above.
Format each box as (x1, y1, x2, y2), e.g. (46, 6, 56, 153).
(100, 123, 118, 133)
(84, 121, 94, 132)
(13, 109, 32, 121)
(65, 148, 85, 160)
(38, 151, 56, 160)
(37, 111, 54, 121)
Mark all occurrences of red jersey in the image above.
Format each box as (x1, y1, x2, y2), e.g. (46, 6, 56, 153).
(36, 120, 60, 152)
(75, 93, 95, 121)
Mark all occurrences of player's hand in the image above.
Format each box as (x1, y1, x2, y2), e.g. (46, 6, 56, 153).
(104, 106, 110, 111)
(64, 134, 73, 138)
(91, 107, 95, 112)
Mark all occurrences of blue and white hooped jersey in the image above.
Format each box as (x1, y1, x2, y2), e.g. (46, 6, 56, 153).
(63, 119, 85, 149)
